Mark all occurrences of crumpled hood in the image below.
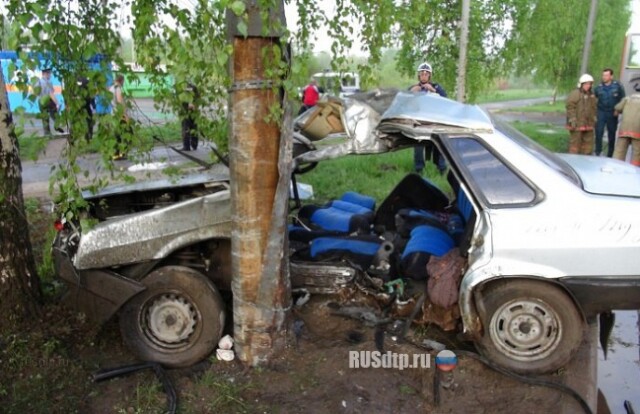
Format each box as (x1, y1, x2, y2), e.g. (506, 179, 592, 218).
(558, 154, 640, 197)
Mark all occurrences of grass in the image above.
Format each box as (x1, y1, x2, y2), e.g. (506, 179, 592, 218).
(299, 148, 452, 204)
(509, 120, 568, 153)
(475, 88, 554, 104)
(504, 100, 565, 113)
(24, 198, 57, 289)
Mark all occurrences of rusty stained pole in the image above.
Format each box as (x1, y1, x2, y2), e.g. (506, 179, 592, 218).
(227, 1, 292, 366)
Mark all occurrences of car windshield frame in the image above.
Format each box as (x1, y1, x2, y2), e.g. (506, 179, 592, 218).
(492, 116, 582, 188)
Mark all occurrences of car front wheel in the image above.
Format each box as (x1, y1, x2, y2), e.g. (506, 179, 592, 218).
(475, 280, 585, 375)
(119, 266, 225, 368)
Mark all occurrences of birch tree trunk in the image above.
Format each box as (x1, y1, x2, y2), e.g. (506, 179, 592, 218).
(0, 70, 42, 328)
(228, 2, 292, 366)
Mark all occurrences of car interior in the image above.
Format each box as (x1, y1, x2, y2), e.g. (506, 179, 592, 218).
(288, 171, 476, 285)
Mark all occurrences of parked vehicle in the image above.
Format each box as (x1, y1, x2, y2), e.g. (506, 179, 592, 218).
(620, 32, 640, 94)
(312, 71, 360, 98)
(53, 91, 640, 373)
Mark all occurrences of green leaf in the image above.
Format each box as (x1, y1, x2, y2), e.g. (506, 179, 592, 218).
(230, 1, 246, 16)
(237, 20, 248, 37)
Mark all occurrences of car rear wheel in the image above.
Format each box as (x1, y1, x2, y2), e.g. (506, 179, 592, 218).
(119, 266, 225, 368)
(475, 280, 584, 375)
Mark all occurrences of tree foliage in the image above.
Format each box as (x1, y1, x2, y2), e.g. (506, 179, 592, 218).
(512, 0, 631, 95)
(393, 0, 528, 101)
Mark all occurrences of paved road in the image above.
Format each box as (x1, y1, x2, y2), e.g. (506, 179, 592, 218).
(17, 98, 174, 137)
(479, 97, 566, 127)
(21, 140, 221, 198)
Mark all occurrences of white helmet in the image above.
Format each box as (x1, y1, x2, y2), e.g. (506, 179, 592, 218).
(417, 62, 432, 73)
(579, 74, 594, 84)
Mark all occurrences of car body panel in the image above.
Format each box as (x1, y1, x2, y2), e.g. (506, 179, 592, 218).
(74, 190, 232, 269)
(381, 91, 493, 131)
(558, 154, 640, 197)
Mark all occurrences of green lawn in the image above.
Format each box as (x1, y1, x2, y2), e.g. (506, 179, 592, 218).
(300, 148, 452, 204)
(506, 120, 568, 153)
(505, 100, 565, 113)
(475, 88, 554, 104)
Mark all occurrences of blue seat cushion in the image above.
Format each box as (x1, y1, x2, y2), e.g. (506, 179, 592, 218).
(400, 225, 455, 280)
(340, 191, 376, 211)
(298, 202, 373, 234)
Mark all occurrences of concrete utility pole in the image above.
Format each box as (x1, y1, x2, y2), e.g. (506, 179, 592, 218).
(456, 0, 470, 103)
(580, 0, 598, 75)
(227, 1, 292, 366)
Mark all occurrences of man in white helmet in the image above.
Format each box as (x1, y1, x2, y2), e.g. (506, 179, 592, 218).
(565, 74, 597, 155)
(409, 62, 448, 174)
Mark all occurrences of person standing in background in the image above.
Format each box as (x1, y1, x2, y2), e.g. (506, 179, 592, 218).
(565, 74, 597, 155)
(613, 93, 640, 166)
(179, 82, 199, 151)
(299, 78, 321, 115)
(109, 74, 130, 159)
(594, 68, 625, 157)
(410, 62, 447, 174)
(38, 68, 64, 137)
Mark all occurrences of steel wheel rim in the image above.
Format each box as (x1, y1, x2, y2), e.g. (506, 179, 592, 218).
(489, 298, 562, 361)
(140, 292, 199, 350)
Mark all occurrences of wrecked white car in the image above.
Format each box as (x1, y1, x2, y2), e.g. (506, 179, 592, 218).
(53, 91, 640, 374)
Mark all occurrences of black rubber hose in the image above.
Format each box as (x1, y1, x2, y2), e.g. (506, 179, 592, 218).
(93, 362, 155, 382)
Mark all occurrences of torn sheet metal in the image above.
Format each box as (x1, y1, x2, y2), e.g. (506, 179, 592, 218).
(293, 90, 495, 164)
(293, 97, 387, 164)
(74, 191, 232, 269)
(381, 91, 493, 131)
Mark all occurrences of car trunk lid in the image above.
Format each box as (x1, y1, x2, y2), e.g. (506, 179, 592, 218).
(558, 154, 640, 197)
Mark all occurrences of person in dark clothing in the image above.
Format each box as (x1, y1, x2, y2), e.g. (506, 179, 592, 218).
(594, 68, 625, 157)
(409, 62, 448, 174)
(77, 76, 95, 141)
(179, 83, 199, 151)
(38, 68, 64, 136)
(109, 74, 130, 160)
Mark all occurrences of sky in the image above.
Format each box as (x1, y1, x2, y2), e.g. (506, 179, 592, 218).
(284, 0, 364, 56)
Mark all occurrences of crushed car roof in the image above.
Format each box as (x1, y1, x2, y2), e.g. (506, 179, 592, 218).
(293, 90, 495, 164)
(381, 92, 494, 132)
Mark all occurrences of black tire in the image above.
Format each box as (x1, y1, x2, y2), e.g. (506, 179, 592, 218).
(475, 280, 584, 375)
(119, 266, 225, 368)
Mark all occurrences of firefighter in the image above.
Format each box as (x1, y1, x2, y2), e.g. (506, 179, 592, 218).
(613, 93, 640, 166)
(565, 74, 597, 155)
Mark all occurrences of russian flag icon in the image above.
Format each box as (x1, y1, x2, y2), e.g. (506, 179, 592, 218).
(435, 350, 458, 372)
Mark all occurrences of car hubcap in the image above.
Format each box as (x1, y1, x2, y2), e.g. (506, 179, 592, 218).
(143, 293, 198, 348)
(490, 298, 561, 361)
